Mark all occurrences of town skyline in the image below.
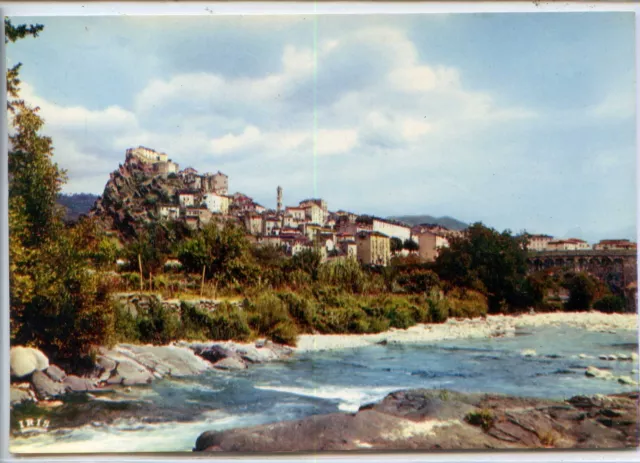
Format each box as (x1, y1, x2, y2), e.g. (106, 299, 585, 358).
(8, 13, 637, 243)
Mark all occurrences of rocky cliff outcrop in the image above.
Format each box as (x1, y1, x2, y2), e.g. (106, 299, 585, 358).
(194, 389, 639, 452)
(89, 154, 187, 239)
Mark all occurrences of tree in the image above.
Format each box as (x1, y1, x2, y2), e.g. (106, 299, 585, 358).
(434, 222, 530, 313)
(390, 237, 403, 254)
(8, 20, 116, 362)
(177, 222, 257, 285)
(287, 248, 322, 281)
(403, 238, 419, 252)
(564, 273, 598, 311)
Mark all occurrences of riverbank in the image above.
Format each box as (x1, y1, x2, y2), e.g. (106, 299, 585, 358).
(296, 311, 638, 352)
(10, 311, 638, 411)
(10, 340, 293, 409)
(194, 388, 640, 452)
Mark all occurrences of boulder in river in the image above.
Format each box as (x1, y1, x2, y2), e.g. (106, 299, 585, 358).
(64, 375, 101, 392)
(32, 370, 67, 399)
(212, 357, 247, 370)
(194, 389, 639, 452)
(585, 366, 614, 380)
(10, 385, 36, 405)
(10, 346, 49, 378)
(107, 358, 155, 386)
(190, 344, 239, 364)
(45, 364, 67, 382)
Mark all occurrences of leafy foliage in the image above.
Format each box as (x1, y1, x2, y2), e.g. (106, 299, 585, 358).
(8, 21, 118, 362)
(593, 295, 626, 313)
(435, 223, 529, 313)
(177, 222, 258, 286)
(564, 272, 598, 311)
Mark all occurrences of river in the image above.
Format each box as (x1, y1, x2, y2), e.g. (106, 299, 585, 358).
(10, 324, 639, 454)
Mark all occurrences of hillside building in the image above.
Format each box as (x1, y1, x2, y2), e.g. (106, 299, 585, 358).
(356, 231, 391, 266)
(371, 218, 411, 242)
(526, 234, 554, 251)
(547, 238, 590, 251)
(158, 204, 180, 220)
(203, 192, 230, 214)
(127, 146, 169, 163)
(178, 191, 198, 208)
(416, 229, 451, 262)
(593, 239, 637, 251)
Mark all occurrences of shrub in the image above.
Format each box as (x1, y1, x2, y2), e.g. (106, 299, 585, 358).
(181, 301, 251, 342)
(447, 288, 488, 319)
(538, 430, 559, 447)
(318, 258, 366, 293)
(287, 269, 313, 289)
(397, 268, 441, 294)
(427, 289, 450, 323)
(120, 272, 141, 291)
(564, 273, 598, 311)
(465, 409, 494, 431)
(593, 295, 626, 313)
(136, 298, 181, 344)
(207, 303, 252, 341)
(388, 306, 416, 329)
(246, 292, 298, 344)
(280, 292, 317, 331)
(113, 303, 140, 343)
(268, 320, 298, 346)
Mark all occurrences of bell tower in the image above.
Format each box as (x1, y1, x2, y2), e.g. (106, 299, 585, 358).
(277, 186, 283, 213)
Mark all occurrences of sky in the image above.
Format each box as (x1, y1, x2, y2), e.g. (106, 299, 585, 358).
(6, 13, 637, 242)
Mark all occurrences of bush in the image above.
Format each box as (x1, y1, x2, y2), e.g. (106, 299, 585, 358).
(465, 409, 494, 431)
(447, 288, 488, 319)
(113, 303, 140, 343)
(280, 292, 317, 331)
(207, 303, 252, 341)
(427, 289, 450, 323)
(565, 273, 598, 311)
(247, 292, 298, 344)
(318, 258, 366, 293)
(136, 298, 181, 345)
(181, 301, 251, 342)
(268, 320, 298, 346)
(593, 295, 626, 313)
(120, 272, 141, 291)
(397, 268, 441, 294)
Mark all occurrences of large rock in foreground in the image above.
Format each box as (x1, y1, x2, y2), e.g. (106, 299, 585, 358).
(10, 347, 49, 378)
(194, 389, 639, 452)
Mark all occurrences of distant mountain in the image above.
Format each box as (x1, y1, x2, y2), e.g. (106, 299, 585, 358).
(387, 215, 468, 231)
(57, 193, 99, 222)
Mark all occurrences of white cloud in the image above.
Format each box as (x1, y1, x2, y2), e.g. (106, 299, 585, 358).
(211, 125, 262, 154)
(588, 88, 635, 120)
(18, 23, 550, 224)
(315, 129, 359, 156)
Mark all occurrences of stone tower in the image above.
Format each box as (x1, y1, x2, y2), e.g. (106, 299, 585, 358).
(277, 186, 283, 213)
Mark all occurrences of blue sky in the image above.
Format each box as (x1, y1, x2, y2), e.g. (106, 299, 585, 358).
(6, 13, 637, 242)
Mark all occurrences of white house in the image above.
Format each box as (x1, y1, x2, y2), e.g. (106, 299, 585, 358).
(158, 204, 180, 220)
(372, 219, 411, 242)
(203, 193, 230, 214)
(178, 191, 197, 208)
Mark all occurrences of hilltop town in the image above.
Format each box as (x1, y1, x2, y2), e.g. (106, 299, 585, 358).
(89, 146, 637, 268)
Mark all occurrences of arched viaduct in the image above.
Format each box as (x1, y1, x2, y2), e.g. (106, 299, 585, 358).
(527, 250, 637, 294)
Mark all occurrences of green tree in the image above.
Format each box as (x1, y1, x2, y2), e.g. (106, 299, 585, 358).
(390, 237, 403, 253)
(564, 272, 598, 311)
(8, 20, 116, 361)
(434, 222, 529, 313)
(593, 294, 626, 313)
(287, 248, 322, 281)
(403, 239, 419, 252)
(177, 222, 257, 285)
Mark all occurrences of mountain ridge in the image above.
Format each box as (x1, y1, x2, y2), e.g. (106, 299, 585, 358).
(387, 215, 468, 231)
